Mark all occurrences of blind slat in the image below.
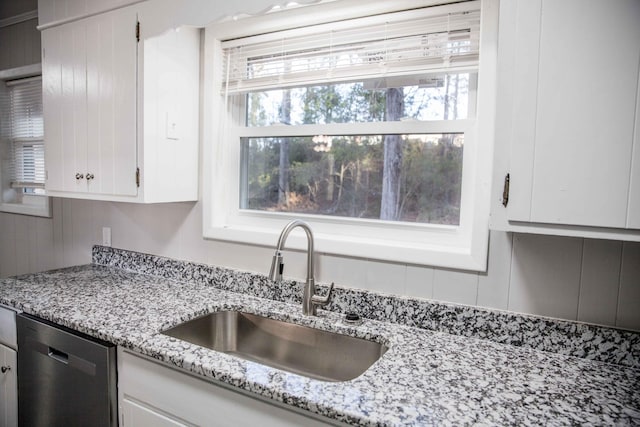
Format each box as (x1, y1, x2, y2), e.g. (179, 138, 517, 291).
(221, 4, 481, 94)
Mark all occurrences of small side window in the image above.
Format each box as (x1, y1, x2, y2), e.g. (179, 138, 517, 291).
(0, 72, 50, 217)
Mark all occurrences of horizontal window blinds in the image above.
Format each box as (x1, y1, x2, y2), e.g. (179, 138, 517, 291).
(221, 1, 480, 94)
(6, 76, 45, 188)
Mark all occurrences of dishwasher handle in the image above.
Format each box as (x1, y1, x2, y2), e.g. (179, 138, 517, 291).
(48, 347, 69, 364)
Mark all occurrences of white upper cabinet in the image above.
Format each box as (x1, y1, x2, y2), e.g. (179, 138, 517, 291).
(42, 5, 200, 203)
(491, 0, 640, 240)
(44, 7, 137, 197)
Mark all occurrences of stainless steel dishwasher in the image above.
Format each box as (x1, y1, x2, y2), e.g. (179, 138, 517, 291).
(17, 313, 117, 427)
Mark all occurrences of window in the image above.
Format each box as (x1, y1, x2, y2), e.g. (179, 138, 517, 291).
(204, 0, 498, 270)
(0, 67, 50, 217)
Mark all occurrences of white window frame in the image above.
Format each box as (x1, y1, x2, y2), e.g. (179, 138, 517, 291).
(203, 0, 498, 271)
(0, 64, 51, 218)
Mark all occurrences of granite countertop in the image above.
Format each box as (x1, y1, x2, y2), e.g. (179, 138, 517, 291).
(1, 249, 639, 426)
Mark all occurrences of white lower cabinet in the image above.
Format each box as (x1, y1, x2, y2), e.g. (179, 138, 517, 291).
(0, 344, 17, 427)
(117, 349, 335, 427)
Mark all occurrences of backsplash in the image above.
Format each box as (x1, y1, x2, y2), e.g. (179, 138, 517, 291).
(92, 245, 640, 368)
(2, 199, 639, 333)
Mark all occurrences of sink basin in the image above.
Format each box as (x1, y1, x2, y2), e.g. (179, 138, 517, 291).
(161, 311, 387, 382)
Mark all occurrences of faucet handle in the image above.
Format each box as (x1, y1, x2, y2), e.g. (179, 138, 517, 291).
(311, 282, 334, 307)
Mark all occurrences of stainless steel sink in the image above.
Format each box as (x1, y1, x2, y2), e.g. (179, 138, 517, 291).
(161, 311, 387, 382)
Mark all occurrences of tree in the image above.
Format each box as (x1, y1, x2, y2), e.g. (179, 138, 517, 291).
(380, 87, 404, 220)
(278, 89, 291, 207)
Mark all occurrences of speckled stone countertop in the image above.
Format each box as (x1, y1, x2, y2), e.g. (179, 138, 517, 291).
(1, 248, 639, 426)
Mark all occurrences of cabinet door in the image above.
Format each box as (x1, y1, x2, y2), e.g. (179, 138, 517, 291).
(43, 22, 89, 193)
(0, 344, 17, 427)
(85, 7, 138, 196)
(508, 0, 640, 229)
(44, 7, 138, 197)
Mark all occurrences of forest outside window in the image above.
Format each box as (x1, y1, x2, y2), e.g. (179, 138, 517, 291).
(0, 71, 50, 217)
(205, 0, 498, 270)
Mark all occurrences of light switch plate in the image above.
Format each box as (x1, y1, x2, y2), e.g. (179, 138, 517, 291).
(166, 111, 179, 140)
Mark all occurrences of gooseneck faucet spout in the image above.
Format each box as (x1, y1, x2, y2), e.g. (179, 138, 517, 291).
(269, 220, 334, 316)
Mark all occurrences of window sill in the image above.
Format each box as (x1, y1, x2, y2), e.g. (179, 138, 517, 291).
(0, 196, 51, 218)
(204, 216, 489, 271)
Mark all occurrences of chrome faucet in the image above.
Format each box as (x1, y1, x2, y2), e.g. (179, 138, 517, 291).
(269, 220, 334, 316)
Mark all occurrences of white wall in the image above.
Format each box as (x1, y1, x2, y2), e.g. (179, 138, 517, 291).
(1, 0, 639, 332)
(1, 198, 639, 331)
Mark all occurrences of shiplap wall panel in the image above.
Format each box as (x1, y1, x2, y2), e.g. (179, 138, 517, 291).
(577, 240, 622, 326)
(477, 231, 513, 310)
(508, 234, 582, 320)
(13, 215, 32, 275)
(433, 268, 479, 306)
(0, 200, 639, 330)
(0, 213, 16, 278)
(404, 265, 435, 300)
(315, 254, 367, 296)
(365, 260, 407, 294)
(617, 242, 640, 329)
(175, 202, 209, 265)
(51, 197, 65, 268)
(33, 214, 55, 272)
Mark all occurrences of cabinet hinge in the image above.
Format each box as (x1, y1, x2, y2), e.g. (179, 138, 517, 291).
(135, 167, 140, 187)
(502, 173, 510, 207)
(136, 21, 140, 42)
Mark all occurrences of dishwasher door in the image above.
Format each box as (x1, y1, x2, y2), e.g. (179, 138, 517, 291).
(17, 314, 117, 427)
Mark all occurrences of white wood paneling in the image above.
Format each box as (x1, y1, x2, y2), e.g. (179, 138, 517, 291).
(1, 205, 639, 330)
(577, 240, 622, 326)
(65, 198, 97, 265)
(176, 202, 210, 265)
(365, 260, 406, 294)
(508, 234, 582, 320)
(207, 239, 270, 276)
(477, 231, 513, 310)
(316, 254, 367, 291)
(34, 215, 56, 273)
(100, 202, 181, 258)
(433, 268, 478, 306)
(50, 198, 65, 268)
(616, 242, 640, 330)
(13, 216, 32, 275)
(0, 214, 16, 278)
(404, 266, 435, 300)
